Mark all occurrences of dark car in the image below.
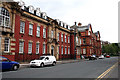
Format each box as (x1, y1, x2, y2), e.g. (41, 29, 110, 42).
(0, 56, 20, 71)
(89, 55, 97, 60)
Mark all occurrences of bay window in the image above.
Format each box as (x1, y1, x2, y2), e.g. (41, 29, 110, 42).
(0, 7, 10, 27)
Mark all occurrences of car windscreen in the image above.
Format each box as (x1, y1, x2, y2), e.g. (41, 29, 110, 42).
(39, 57, 45, 60)
(0, 57, 9, 62)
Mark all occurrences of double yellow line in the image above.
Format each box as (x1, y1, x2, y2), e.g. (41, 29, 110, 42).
(96, 62, 118, 80)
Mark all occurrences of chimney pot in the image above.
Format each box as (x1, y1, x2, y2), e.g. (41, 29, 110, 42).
(78, 22, 82, 26)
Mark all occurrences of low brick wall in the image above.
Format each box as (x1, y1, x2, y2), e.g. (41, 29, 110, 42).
(0, 55, 15, 61)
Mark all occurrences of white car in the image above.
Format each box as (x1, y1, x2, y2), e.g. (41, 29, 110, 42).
(30, 56, 56, 67)
(99, 55, 105, 59)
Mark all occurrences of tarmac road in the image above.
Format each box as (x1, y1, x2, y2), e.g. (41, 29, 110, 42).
(2, 57, 118, 79)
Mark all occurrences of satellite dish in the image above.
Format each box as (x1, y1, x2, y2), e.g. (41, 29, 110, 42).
(18, 0, 25, 9)
(36, 8, 41, 16)
(28, 5, 34, 13)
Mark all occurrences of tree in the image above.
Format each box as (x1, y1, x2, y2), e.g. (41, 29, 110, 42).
(102, 43, 119, 56)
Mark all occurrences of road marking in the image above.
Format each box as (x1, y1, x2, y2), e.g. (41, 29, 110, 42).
(95, 62, 118, 80)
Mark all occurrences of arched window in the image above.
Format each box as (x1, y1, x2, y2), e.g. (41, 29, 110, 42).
(0, 7, 10, 27)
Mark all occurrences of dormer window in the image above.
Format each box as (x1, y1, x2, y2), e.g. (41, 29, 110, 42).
(66, 25, 68, 29)
(0, 7, 10, 27)
(29, 6, 34, 14)
(63, 23, 64, 28)
(59, 21, 61, 26)
(36, 8, 41, 17)
(42, 12, 47, 19)
(88, 31, 91, 35)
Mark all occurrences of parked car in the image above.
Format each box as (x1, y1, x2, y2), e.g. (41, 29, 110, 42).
(30, 56, 56, 67)
(89, 55, 97, 60)
(98, 55, 105, 59)
(106, 55, 110, 58)
(0, 56, 20, 71)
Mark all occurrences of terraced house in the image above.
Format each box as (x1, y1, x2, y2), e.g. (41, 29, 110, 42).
(0, 1, 102, 61)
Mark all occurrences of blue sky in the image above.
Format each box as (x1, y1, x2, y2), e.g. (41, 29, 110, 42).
(14, 0, 119, 43)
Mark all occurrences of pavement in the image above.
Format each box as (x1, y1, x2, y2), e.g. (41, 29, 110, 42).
(19, 59, 85, 68)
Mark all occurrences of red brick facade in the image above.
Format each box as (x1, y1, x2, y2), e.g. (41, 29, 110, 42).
(0, 2, 102, 61)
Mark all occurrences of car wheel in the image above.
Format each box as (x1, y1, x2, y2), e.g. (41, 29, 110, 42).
(40, 63, 44, 67)
(52, 62, 56, 66)
(12, 65, 18, 71)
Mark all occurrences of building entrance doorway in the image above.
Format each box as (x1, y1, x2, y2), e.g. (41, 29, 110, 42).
(51, 46, 54, 56)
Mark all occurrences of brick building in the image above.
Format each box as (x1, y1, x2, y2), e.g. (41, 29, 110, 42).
(0, 1, 102, 61)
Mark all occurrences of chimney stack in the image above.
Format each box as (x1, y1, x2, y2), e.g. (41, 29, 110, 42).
(78, 22, 82, 27)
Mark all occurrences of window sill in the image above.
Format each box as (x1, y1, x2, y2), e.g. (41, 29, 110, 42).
(36, 53, 39, 55)
(4, 51, 9, 53)
(29, 34, 33, 37)
(19, 52, 24, 54)
(28, 53, 32, 55)
(36, 36, 40, 38)
(20, 32, 25, 35)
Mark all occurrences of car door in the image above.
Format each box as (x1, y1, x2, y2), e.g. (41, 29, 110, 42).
(44, 57, 50, 65)
(2, 57, 13, 70)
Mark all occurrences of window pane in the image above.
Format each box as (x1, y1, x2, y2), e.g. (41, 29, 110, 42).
(83, 49, 86, 54)
(61, 34, 63, 42)
(43, 44, 46, 54)
(58, 46, 59, 54)
(19, 41, 24, 53)
(28, 42, 32, 54)
(29, 24, 33, 35)
(0, 15, 2, 26)
(36, 43, 39, 54)
(83, 38, 86, 44)
(68, 48, 70, 54)
(37, 26, 40, 37)
(65, 35, 67, 42)
(51, 30, 53, 38)
(5, 17, 10, 27)
(57, 33, 59, 41)
(20, 21, 25, 33)
(43, 28, 46, 38)
(61, 47, 63, 54)
(4, 38, 9, 52)
(80, 39, 81, 44)
(0, 7, 10, 27)
(68, 36, 70, 43)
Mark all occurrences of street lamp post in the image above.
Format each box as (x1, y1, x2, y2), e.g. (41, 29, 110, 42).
(74, 22, 77, 60)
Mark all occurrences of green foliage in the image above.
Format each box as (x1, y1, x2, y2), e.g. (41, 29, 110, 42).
(102, 43, 119, 56)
